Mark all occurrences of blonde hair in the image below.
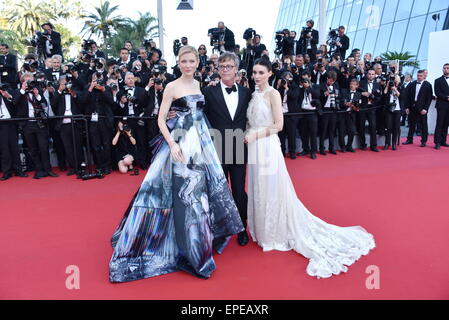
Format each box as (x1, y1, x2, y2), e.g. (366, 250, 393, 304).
(178, 45, 199, 61)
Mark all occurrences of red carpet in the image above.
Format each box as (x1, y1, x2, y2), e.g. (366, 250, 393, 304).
(1, 137, 449, 300)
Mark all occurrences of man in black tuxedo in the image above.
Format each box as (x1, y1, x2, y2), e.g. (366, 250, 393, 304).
(51, 76, 85, 175)
(124, 41, 138, 61)
(319, 71, 340, 155)
(358, 69, 382, 152)
(90, 41, 105, 59)
(434, 63, 449, 149)
(116, 72, 149, 169)
(403, 70, 433, 147)
(298, 78, 321, 159)
(14, 73, 59, 179)
(0, 43, 18, 86)
(0, 86, 28, 180)
(203, 52, 252, 246)
(277, 72, 300, 159)
(335, 26, 350, 60)
(117, 48, 135, 71)
(41, 23, 63, 60)
(85, 73, 115, 174)
(44, 54, 64, 82)
(299, 20, 319, 62)
(339, 79, 362, 153)
(215, 21, 236, 53)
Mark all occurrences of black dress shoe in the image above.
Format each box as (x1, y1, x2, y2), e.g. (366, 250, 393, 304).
(298, 151, 310, 156)
(420, 143, 426, 147)
(383, 145, 390, 151)
(329, 149, 337, 155)
(360, 145, 368, 150)
(289, 153, 297, 160)
(47, 171, 59, 177)
(346, 147, 356, 153)
(392, 144, 397, 151)
(237, 230, 249, 246)
(33, 172, 44, 179)
(103, 168, 112, 175)
(340, 147, 346, 153)
(441, 143, 449, 147)
(66, 169, 77, 176)
(310, 153, 317, 160)
(403, 140, 413, 145)
(370, 147, 379, 152)
(15, 171, 28, 178)
(435, 144, 441, 150)
(319, 150, 327, 156)
(0, 173, 12, 181)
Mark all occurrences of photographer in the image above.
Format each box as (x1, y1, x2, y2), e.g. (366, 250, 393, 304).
(117, 48, 134, 70)
(85, 72, 115, 175)
(208, 21, 235, 54)
(339, 79, 362, 153)
(335, 26, 350, 60)
(144, 76, 164, 161)
(51, 75, 85, 175)
(20, 54, 40, 78)
(311, 58, 327, 85)
(124, 41, 138, 61)
(277, 71, 300, 159)
(44, 55, 63, 83)
(299, 20, 319, 62)
(236, 69, 250, 89)
(298, 77, 321, 159)
(40, 23, 63, 60)
(0, 43, 18, 86)
(117, 72, 149, 169)
(358, 69, 382, 152)
(382, 74, 402, 150)
(13, 72, 58, 179)
(0, 84, 28, 180)
(130, 59, 150, 88)
(137, 47, 152, 71)
(319, 71, 340, 155)
(112, 120, 137, 174)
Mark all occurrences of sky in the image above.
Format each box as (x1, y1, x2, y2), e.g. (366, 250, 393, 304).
(72, 0, 281, 63)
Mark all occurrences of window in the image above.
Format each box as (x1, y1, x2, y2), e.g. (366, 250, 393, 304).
(411, 0, 431, 17)
(331, 5, 344, 28)
(358, 0, 374, 30)
(348, 0, 363, 32)
(381, 0, 399, 24)
(387, 19, 408, 52)
(340, 0, 354, 29)
(395, 0, 413, 21)
(429, 0, 449, 13)
(373, 23, 392, 56)
(363, 27, 380, 55)
(353, 28, 367, 52)
(402, 15, 426, 57)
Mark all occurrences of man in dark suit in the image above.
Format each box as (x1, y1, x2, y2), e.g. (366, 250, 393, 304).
(116, 72, 149, 169)
(216, 21, 236, 53)
(277, 72, 300, 159)
(90, 41, 105, 59)
(335, 26, 350, 60)
(298, 78, 321, 159)
(299, 20, 319, 62)
(13, 73, 59, 179)
(0, 85, 28, 180)
(44, 54, 64, 82)
(433, 63, 449, 149)
(41, 23, 63, 60)
(403, 70, 433, 147)
(339, 79, 362, 153)
(124, 40, 138, 61)
(0, 43, 18, 86)
(358, 69, 382, 152)
(51, 76, 85, 175)
(203, 52, 252, 246)
(117, 48, 135, 71)
(319, 71, 340, 155)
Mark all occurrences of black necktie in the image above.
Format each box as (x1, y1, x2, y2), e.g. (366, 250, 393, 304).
(225, 85, 237, 94)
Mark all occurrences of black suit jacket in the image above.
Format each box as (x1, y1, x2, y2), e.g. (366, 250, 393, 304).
(337, 35, 350, 60)
(358, 79, 382, 108)
(50, 91, 85, 131)
(13, 89, 47, 128)
(0, 53, 18, 85)
(0, 91, 16, 117)
(319, 82, 341, 110)
(299, 28, 319, 54)
(203, 84, 252, 164)
(144, 87, 163, 117)
(434, 76, 449, 109)
(44, 68, 64, 82)
(84, 87, 115, 128)
(223, 28, 236, 52)
(298, 85, 321, 114)
(404, 80, 433, 111)
(47, 31, 63, 57)
(278, 83, 300, 114)
(116, 86, 148, 117)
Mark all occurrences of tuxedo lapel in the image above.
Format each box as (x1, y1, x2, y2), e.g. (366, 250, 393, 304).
(214, 84, 233, 121)
(234, 85, 245, 121)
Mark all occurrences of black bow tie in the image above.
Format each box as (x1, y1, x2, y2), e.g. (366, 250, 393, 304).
(417, 82, 422, 85)
(445, 77, 449, 79)
(225, 85, 237, 94)
(350, 91, 356, 94)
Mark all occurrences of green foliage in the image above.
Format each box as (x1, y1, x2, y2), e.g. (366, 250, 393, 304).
(380, 51, 421, 69)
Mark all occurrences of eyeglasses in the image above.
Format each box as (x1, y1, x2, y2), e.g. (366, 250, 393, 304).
(218, 65, 235, 71)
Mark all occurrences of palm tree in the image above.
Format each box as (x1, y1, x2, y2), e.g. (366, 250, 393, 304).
(380, 51, 420, 70)
(130, 12, 159, 41)
(81, 0, 126, 42)
(5, 0, 56, 38)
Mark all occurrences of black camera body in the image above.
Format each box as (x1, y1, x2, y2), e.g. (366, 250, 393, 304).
(173, 39, 182, 56)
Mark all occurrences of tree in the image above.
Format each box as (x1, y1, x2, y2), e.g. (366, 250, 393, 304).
(81, 0, 126, 43)
(130, 12, 159, 41)
(0, 29, 27, 55)
(380, 51, 420, 70)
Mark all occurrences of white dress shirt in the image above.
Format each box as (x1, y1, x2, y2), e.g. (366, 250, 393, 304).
(62, 94, 72, 124)
(415, 81, 423, 102)
(0, 96, 11, 119)
(220, 81, 239, 120)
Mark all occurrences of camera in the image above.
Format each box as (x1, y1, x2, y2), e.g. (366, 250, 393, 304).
(142, 39, 154, 48)
(92, 58, 104, 70)
(82, 39, 95, 52)
(154, 78, 163, 85)
(152, 64, 166, 77)
(173, 39, 182, 56)
(0, 83, 9, 91)
(23, 60, 39, 72)
(30, 31, 50, 48)
(208, 28, 224, 50)
(243, 28, 256, 41)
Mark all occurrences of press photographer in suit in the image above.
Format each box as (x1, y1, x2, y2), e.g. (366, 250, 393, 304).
(433, 63, 449, 149)
(339, 79, 362, 153)
(41, 23, 63, 59)
(299, 20, 319, 62)
(0, 43, 18, 86)
(403, 70, 433, 147)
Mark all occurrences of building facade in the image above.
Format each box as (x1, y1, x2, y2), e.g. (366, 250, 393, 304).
(273, 0, 449, 69)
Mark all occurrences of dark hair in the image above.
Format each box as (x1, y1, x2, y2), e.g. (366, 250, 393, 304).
(302, 71, 311, 78)
(120, 47, 129, 53)
(327, 71, 338, 81)
(417, 70, 425, 74)
(338, 25, 345, 30)
(41, 22, 53, 29)
(124, 40, 133, 45)
(307, 19, 314, 27)
(444, 63, 449, 67)
(254, 58, 272, 72)
(350, 79, 360, 85)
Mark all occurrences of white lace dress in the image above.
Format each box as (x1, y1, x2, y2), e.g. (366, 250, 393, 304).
(246, 87, 376, 279)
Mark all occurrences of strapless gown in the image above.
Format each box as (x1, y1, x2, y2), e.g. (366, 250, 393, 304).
(109, 94, 244, 283)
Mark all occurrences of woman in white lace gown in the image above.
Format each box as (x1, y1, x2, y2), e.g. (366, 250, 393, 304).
(244, 59, 375, 279)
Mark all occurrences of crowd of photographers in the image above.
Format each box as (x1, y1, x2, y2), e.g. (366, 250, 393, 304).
(0, 20, 449, 181)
